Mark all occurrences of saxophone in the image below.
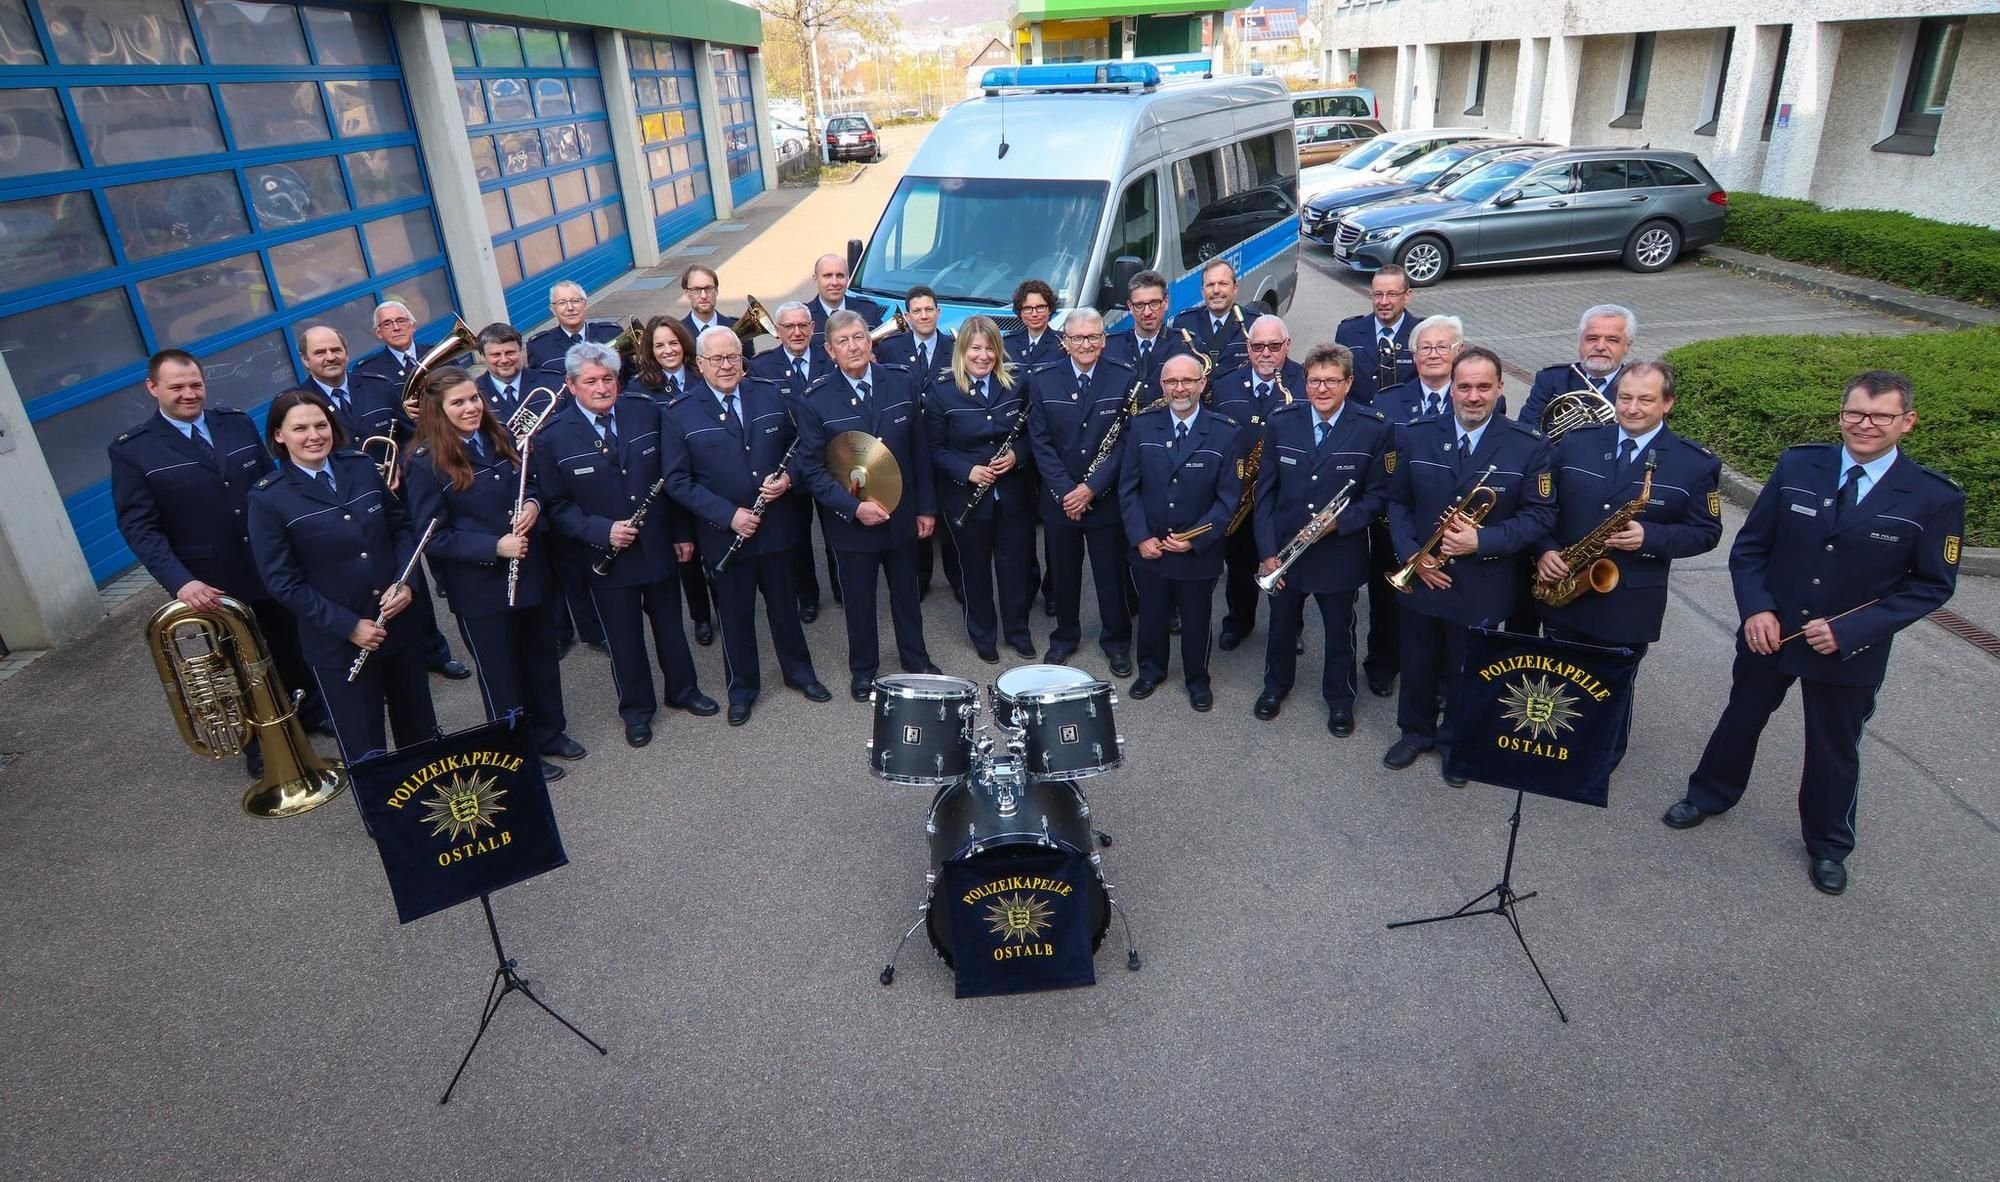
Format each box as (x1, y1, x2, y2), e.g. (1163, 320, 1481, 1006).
(1225, 377, 1292, 536)
(1532, 454, 1655, 607)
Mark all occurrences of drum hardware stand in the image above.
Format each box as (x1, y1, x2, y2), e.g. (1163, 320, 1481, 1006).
(439, 894, 609, 1104)
(1386, 791, 1567, 1022)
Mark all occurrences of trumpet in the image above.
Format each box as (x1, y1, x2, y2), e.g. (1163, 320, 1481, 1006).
(1387, 465, 1499, 593)
(506, 386, 562, 448)
(359, 434, 399, 492)
(1257, 479, 1356, 594)
(1539, 364, 1618, 441)
(868, 309, 911, 345)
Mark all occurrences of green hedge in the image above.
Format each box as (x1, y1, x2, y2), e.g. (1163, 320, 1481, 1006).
(1663, 326, 2000, 546)
(1722, 192, 2000, 308)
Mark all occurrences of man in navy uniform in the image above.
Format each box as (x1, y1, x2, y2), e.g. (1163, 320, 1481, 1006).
(1666, 371, 1964, 896)
(534, 342, 719, 747)
(1119, 352, 1244, 711)
(1170, 259, 1258, 376)
(1102, 269, 1193, 399)
(527, 280, 623, 375)
(1333, 265, 1421, 407)
(1532, 360, 1722, 768)
(750, 301, 839, 621)
(794, 309, 939, 698)
(473, 322, 530, 425)
(1003, 279, 1062, 373)
(111, 349, 326, 776)
(1382, 345, 1554, 784)
(679, 264, 757, 360)
(1251, 343, 1394, 737)
(806, 253, 885, 337)
(1211, 314, 1305, 652)
(661, 328, 831, 726)
(1519, 304, 1635, 432)
(347, 301, 432, 419)
(881, 286, 961, 602)
(295, 325, 396, 443)
(1023, 307, 1137, 674)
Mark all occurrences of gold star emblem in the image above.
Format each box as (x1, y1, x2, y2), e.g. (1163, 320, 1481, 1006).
(1500, 675, 1582, 743)
(421, 771, 508, 841)
(984, 892, 1055, 945)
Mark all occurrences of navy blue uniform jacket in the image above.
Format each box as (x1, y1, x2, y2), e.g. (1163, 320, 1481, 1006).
(527, 321, 622, 374)
(1334, 310, 1422, 406)
(1170, 303, 1259, 374)
(1211, 360, 1307, 455)
(532, 397, 682, 588)
(1731, 444, 1963, 686)
(925, 370, 1033, 524)
(660, 380, 804, 565)
(347, 344, 433, 430)
(1026, 358, 1142, 530)
(748, 346, 836, 399)
(1118, 407, 1244, 580)
(807, 297, 886, 335)
(1534, 423, 1722, 644)
(1003, 329, 1064, 374)
(794, 363, 936, 552)
(682, 312, 758, 360)
(1102, 327, 1193, 397)
(401, 444, 548, 617)
(1252, 401, 1394, 594)
(1377, 377, 1507, 425)
(874, 330, 954, 379)
(1388, 415, 1555, 626)
(1520, 362, 1621, 432)
(247, 451, 419, 664)
(111, 408, 274, 598)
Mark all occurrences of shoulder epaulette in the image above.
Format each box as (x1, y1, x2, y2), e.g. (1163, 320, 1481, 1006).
(114, 429, 136, 444)
(1210, 411, 1241, 428)
(874, 361, 909, 372)
(209, 404, 247, 417)
(1268, 401, 1306, 418)
(1337, 313, 1372, 328)
(409, 444, 429, 458)
(253, 474, 275, 490)
(1362, 406, 1387, 422)
(1914, 462, 1963, 491)
(1100, 356, 1136, 374)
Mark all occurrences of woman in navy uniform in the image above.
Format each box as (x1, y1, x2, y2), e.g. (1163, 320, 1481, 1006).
(247, 389, 437, 763)
(402, 366, 585, 783)
(1002, 279, 1063, 373)
(630, 315, 716, 648)
(926, 315, 1036, 663)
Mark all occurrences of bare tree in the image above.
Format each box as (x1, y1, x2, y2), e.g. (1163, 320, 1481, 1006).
(752, 0, 892, 160)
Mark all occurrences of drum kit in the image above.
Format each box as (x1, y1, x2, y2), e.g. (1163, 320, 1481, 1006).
(873, 664, 1141, 986)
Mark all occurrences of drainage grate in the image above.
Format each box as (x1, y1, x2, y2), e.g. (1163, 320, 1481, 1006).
(1929, 609, 2000, 659)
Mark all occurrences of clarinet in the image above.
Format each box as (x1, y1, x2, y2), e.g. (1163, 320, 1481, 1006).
(592, 478, 667, 577)
(952, 394, 1031, 528)
(1080, 378, 1149, 485)
(713, 438, 800, 574)
(347, 517, 441, 683)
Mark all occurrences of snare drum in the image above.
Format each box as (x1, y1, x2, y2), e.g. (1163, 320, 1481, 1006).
(867, 674, 979, 785)
(992, 664, 1123, 781)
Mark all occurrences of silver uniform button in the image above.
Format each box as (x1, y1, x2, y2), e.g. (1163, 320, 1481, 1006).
(359, 552, 368, 560)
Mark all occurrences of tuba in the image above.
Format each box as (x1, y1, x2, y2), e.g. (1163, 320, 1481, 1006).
(1538, 364, 1617, 441)
(1387, 465, 1500, 592)
(402, 316, 481, 407)
(148, 596, 349, 818)
(736, 295, 780, 346)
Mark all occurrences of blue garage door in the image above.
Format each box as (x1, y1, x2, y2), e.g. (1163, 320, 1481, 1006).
(626, 35, 713, 252)
(713, 46, 762, 207)
(443, 15, 630, 328)
(0, 0, 454, 583)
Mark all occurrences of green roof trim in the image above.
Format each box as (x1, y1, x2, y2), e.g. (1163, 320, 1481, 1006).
(407, 0, 762, 47)
(1008, 0, 1249, 28)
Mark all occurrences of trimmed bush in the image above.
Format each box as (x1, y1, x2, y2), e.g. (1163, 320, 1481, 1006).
(1663, 326, 2000, 546)
(1721, 192, 2000, 308)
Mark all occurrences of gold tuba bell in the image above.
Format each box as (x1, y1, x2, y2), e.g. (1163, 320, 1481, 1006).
(402, 316, 482, 407)
(736, 295, 780, 346)
(148, 596, 349, 818)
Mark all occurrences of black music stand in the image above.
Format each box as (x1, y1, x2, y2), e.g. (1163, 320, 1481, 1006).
(439, 894, 608, 1104)
(1387, 791, 1567, 1023)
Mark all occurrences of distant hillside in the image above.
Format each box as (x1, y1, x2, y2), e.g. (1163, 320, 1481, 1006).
(896, 0, 1010, 37)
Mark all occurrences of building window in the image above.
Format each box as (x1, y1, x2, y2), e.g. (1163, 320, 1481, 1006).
(1611, 32, 1654, 129)
(626, 35, 714, 252)
(1695, 29, 1734, 137)
(712, 46, 762, 206)
(1761, 25, 1792, 142)
(1464, 41, 1489, 117)
(1876, 16, 1964, 156)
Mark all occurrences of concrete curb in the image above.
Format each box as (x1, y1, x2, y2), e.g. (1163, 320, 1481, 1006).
(1697, 246, 2000, 331)
(1715, 459, 1998, 576)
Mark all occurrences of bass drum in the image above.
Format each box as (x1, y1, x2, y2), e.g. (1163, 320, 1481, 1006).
(923, 757, 1109, 964)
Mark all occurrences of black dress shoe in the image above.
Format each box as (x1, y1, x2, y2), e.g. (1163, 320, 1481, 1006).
(1044, 648, 1077, 665)
(1010, 641, 1037, 659)
(1128, 677, 1158, 700)
(727, 701, 752, 726)
(851, 684, 873, 702)
(1253, 692, 1282, 721)
(1382, 740, 1424, 770)
(1809, 858, 1847, 896)
(694, 620, 714, 646)
(557, 636, 576, 660)
(1661, 799, 1709, 830)
(796, 681, 832, 703)
(1108, 653, 1133, 677)
(625, 723, 652, 748)
(1188, 685, 1213, 712)
(1327, 709, 1354, 737)
(1217, 631, 1242, 652)
(433, 658, 472, 680)
(543, 735, 587, 761)
(1367, 678, 1395, 698)
(540, 759, 566, 783)
(679, 693, 720, 717)
(976, 647, 1000, 664)
(1442, 767, 1468, 787)
(799, 602, 819, 624)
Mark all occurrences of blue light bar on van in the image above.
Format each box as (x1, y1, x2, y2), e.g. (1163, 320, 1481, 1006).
(980, 62, 1162, 94)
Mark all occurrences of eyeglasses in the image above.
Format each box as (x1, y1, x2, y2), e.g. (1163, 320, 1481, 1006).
(684, 284, 717, 294)
(375, 316, 413, 328)
(1248, 341, 1287, 353)
(1415, 343, 1457, 355)
(778, 321, 812, 332)
(1839, 409, 1906, 428)
(1160, 377, 1205, 389)
(552, 298, 586, 308)
(1371, 290, 1410, 300)
(1019, 303, 1050, 313)
(1304, 376, 1352, 390)
(701, 354, 744, 366)
(1064, 332, 1104, 344)
(1128, 298, 1166, 312)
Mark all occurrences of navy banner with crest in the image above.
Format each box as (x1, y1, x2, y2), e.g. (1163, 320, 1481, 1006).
(1445, 628, 1642, 807)
(938, 848, 1098, 999)
(350, 718, 568, 923)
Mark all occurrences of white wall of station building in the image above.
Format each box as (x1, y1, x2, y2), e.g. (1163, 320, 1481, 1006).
(1319, 0, 2000, 229)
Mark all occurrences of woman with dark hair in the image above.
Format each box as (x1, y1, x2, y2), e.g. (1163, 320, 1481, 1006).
(247, 387, 437, 763)
(401, 366, 583, 781)
(628, 314, 715, 645)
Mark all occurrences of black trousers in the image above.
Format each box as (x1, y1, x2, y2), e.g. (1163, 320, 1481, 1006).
(1264, 586, 1359, 709)
(1686, 642, 1879, 863)
(709, 551, 818, 709)
(588, 576, 704, 727)
(1363, 521, 1401, 684)
(1045, 521, 1132, 658)
(309, 642, 436, 764)
(1220, 524, 1263, 639)
(408, 566, 456, 667)
(679, 554, 712, 626)
(789, 503, 838, 608)
(549, 544, 607, 646)
(917, 529, 963, 596)
(1542, 623, 1647, 769)
(1396, 610, 1467, 753)
(943, 503, 1034, 653)
(833, 544, 932, 684)
(1134, 566, 1215, 689)
(454, 607, 567, 752)
(246, 597, 323, 729)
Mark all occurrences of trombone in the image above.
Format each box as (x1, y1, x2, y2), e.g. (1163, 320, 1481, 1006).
(1387, 465, 1499, 593)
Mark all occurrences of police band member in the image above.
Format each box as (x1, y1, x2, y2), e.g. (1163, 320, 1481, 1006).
(474, 322, 531, 426)
(1026, 307, 1138, 676)
(112, 349, 328, 777)
(295, 325, 394, 444)
(527, 281, 622, 375)
(660, 328, 832, 726)
(1520, 304, 1636, 429)
(1119, 353, 1244, 711)
(807, 253, 885, 336)
(927, 315, 1038, 663)
(1382, 345, 1554, 784)
(1532, 360, 1722, 768)
(1103, 269, 1193, 395)
(1251, 344, 1393, 737)
(887, 286, 962, 604)
(1667, 371, 1964, 896)
(750, 301, 838, 622)
(794, 310, 940, 699)
(1170, 259, 1258, 375)
(348, 301, 430, 420)
(533, 342, 720, 748)
(1212, 314, 1305, 653)
(679, 264, 756, 360)
(627, 317, 718, 648)
(247, 388, 438, 763)
(1003, 279, 1062, 372)
(1333, 264, 1422, 407)
(402, 367, 584, 783)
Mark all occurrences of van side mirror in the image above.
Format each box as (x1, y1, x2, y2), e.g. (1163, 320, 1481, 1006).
(1106, 256, 1143, 305)
(846, 238, 863, 275)
(1493, 188, 1522, 207)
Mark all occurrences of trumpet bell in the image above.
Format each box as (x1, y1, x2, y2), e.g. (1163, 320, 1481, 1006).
(737, 295, 779, 344)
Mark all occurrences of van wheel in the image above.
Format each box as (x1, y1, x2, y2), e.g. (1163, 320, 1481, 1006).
(1624, 220, 1681, 272)
(1396, 237, 1450, 287)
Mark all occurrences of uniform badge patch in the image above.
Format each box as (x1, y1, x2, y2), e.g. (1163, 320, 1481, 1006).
(1383, 450, 1397, 475)
(1537, 472, 1553, 498)
(1708, 490, 1723, 518)
(1945, 535, 1961, 565)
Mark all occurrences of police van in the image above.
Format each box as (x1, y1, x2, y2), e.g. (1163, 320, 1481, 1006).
(845, 60, 1298, 333)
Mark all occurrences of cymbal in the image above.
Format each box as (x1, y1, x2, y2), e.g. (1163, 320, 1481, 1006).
(827, 430, 902, 514)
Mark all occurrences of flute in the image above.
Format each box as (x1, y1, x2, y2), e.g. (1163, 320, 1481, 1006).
(347, 517, 440, 683)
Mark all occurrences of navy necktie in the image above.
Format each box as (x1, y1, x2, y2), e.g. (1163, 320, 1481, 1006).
(1837, 464, 1866, 520)
(723, 393, 743, 439)
(1256, 381, 1272, 404)
(499, 383, 514, 408)
(792, 357, 806, 382)
(469, 434, 486, 461)
(190, 423, 216, 462)
(1175, 420, 1189, 443)
(1457, 433, 1472, 474)
(1140, 338, 1153, 362)
(973, 379, 986, 402)
(314, 468, 335, 495)
(1317, 420, 1332, 452)
(331, 386, 350, 416)
(856, 380, 871, 402)
(1619, 438, 1638, 476)
(599, 414, 618, 449)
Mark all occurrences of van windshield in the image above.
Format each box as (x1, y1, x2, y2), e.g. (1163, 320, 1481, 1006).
(853, 176, 1108, 306)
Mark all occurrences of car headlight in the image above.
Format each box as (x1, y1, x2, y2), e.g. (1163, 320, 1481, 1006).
(1363, 227, 1401, 243)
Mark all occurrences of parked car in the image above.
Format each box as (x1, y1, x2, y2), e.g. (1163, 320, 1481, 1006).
(1298, 127, 1509, 202)
(825, 113, 883, 162)
(1292, 87, 1377, 122)
(1326, 147, 1729, 286)
(770, 117, 810, 160)
(1302, 139, 1552, 243)
(1296, 117, 1385, 167)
